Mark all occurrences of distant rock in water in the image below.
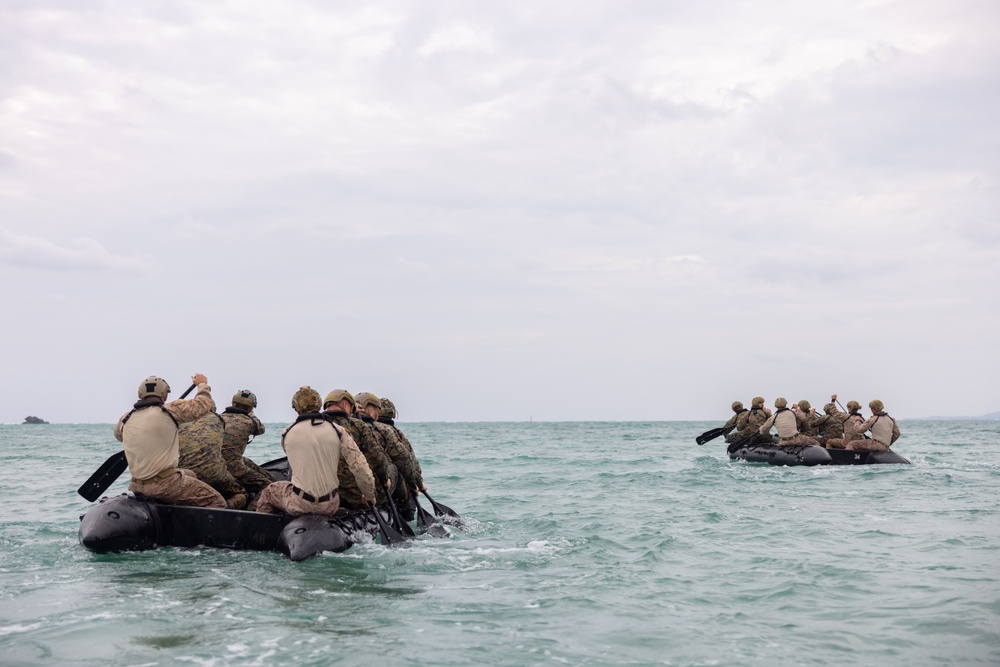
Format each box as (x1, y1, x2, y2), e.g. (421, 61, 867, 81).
(23, 416, 49, 425)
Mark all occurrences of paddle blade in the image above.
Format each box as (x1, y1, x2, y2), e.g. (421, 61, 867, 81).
(696, 427, 727, 445)
(414, 495, 450, 538)
(77, 451, 129, 502)
(422, 491, 459, 518)
(370, 506, 406, 546)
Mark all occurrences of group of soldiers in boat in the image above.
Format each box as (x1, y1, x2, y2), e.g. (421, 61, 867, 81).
(715, 394, 901, 451)
(115, 373, 427, 520)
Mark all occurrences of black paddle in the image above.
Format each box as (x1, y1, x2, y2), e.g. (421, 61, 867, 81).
(695, 426, 730, 445)
(414, 494, 450, 538)
(77, 383, 197, 502)
(422, 490, 459, 518)
(368, 501, 406, 546)
(384, 483, 417, 539)
(726, 431, 758, 454)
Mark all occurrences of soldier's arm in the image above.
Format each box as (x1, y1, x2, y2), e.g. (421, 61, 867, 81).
(252, 415, 265, 436)
(166, 383, 215, 423)
(340, 433, 376, 503)
(759, 414, 776, 434)
(891, 419, 901, 443)
(114, 414, 127, 442)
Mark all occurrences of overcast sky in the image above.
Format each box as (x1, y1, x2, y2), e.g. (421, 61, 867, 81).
(2, 1, 998, 424)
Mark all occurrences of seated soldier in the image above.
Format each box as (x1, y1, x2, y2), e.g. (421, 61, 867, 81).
(115, 373, 225, 508)
(179, 408, 249, 509)
(846, 400, 901, 452)
(221, 389, 274, 506)
(256, 387, 375, 517)
(758, 397, 821, 447)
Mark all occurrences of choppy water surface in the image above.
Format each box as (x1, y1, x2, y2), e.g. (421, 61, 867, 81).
(1, 420, 998, 666)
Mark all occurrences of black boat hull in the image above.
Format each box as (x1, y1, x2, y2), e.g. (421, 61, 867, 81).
(729, 443, 833, 466)
(78, 493, 382, 561)
(728, 443, 910, 466)
(825, 448, 911, 465)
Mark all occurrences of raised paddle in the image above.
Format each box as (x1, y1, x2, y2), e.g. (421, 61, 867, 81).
(77, 383, 197, 502)
(414, 494, 450, 538)
(696, 426, 730, 445)
(422, 490, 459, 519)
(384, 483, 417, 539)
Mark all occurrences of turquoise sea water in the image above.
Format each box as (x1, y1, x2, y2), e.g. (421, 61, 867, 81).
(1, 420, 998, 666)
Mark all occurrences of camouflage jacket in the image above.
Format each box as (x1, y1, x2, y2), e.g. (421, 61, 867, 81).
(322, 409, 391, 505)
(794, 410, 828, 437)
(178, 411, 245, 498)
(843, 413, 869, 443)
(736, 406, 770, 439)
(220, 408, 271, 490)
(819, 408, 848, 439)
(362, 415, 424, 491)
(379, 417, 425, 482)
(722, 409, 747, 434)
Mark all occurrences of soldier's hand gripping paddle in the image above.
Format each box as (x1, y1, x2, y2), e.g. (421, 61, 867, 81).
(696, 426, 729, 445)
(77, 383, 196, 502)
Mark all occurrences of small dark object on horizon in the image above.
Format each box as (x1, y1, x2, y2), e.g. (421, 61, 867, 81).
(23, 416, 49, 424)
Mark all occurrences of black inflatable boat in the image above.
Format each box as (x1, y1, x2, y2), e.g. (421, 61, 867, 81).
(728, 443, 910, 466)
(78, 457, 396, 560)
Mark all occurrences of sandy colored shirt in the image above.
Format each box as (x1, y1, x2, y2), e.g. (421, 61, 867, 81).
(114, 383, 215, 481)
(759, 408, 798, 439)
(281, 416, 375, 501)
(862, 412, 900, 447)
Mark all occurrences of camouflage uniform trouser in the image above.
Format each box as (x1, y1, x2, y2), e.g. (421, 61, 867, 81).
(129, 468, 226, 508)
(776, 434, 822, 447)
(846, 439, 890, 452)
(823, 438, 846, 449)
(231, 457, 274, 494)
(256, 481, 340, 516)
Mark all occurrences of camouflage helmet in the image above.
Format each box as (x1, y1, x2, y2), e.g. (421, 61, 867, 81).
(774, 397, 788, 408)
(232, 389, 257, 409)
(869, 399, 884, 412)
(798, 399, 811, 411)
(291, 386, 321, 414)
(355, 391, 381, 411)
(846, 400, 862, 412)
(323, 389, 355, 410)
(823, 402, 836, 414)
(138, 376, 170, 400)
(751, 396, 765, 407)
(731, 401, 744, 412)
(380, 397, 397, 419)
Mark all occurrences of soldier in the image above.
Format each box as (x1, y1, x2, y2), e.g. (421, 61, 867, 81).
(321, 389, 393, 511)
(735, 396, 772, 444)
(378, 397, 426, 489)
(721, 401, 749, 443)
(759, 397, 822, 447)
(356, 392, 425, 520)
(792, 399, 828, 438)
(846, 400, 901, 452)
(178, 409, 249, 509)
(256, 387, 374, 517)
(114, 373, 225, 508)
(221, 389, 274, 504)
(818, 396, 849, 448)
(841, 400, 869, 448)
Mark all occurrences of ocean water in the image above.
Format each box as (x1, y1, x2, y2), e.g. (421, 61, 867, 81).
(1, 420, 998, 666)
